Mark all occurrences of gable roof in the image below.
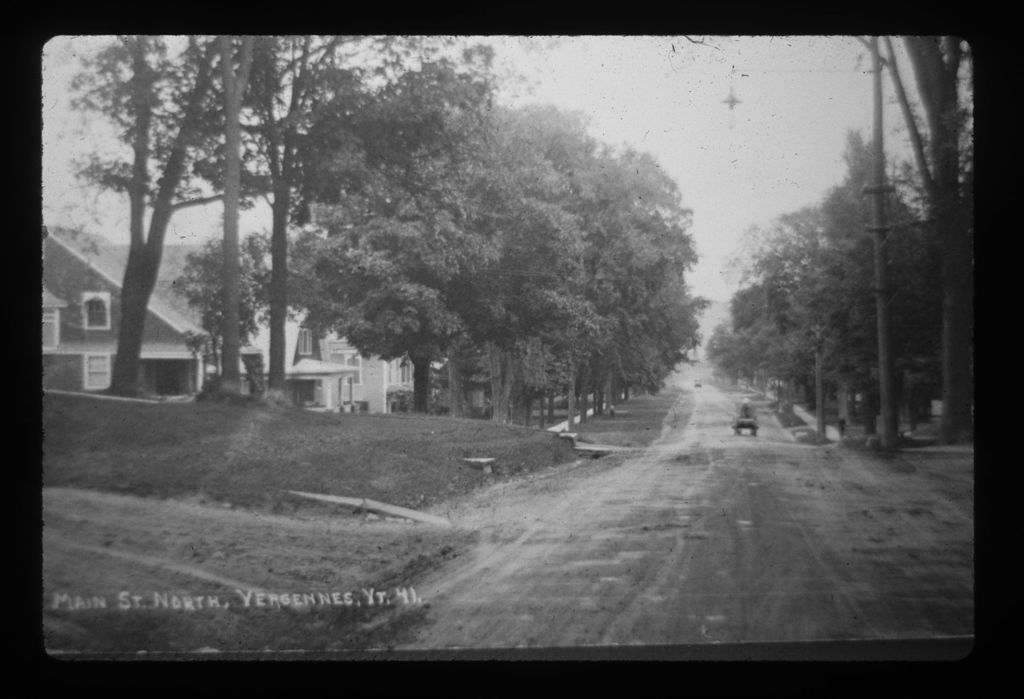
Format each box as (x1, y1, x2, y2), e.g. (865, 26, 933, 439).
(43, 287, 67, 308)
(248, 316, 361, 373)
(249, 317, 308, 367)
(44, 226, 203, 335)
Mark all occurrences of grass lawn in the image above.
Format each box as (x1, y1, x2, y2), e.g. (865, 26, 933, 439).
(569, 386, 687, 448)
(43, 393, 577, 513)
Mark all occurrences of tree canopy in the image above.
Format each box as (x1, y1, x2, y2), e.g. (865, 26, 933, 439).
(293, 85, 705, 421)
(707, 130, 943, 426)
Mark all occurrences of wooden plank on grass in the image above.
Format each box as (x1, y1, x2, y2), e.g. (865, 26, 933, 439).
(286, 490, 452, 527)
(572, 443, 642, 456)
(461, 457, 494, 474)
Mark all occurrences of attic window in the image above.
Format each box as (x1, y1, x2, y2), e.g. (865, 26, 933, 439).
(298, 328, 313, 355)
(82, 292, 111, 330)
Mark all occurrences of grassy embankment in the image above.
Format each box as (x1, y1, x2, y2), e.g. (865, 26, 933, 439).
(43, 393, 577, 512)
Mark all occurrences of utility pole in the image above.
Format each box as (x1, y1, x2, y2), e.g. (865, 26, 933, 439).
(865, 37, 898, 449)
(813, 326, 826, 443)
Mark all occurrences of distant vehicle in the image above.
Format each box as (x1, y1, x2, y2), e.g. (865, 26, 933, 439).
(733, 400, 758, 436)
(694, 380, 702, 388)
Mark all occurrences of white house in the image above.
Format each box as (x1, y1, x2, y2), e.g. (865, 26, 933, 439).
(244, 319, 413, 414)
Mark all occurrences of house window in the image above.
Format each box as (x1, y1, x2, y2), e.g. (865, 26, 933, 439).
(84, 354, 111, 390)
(43, 309, 60, 350)
(82, 292, 111, 330)
(298, 328, 313, 355)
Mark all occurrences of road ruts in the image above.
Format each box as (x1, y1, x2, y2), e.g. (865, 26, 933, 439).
(400, 368, 974, 650)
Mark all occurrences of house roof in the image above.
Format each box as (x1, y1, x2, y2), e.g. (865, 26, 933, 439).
(244, 316, 370, 382)
(45, 226, 204, 335)
(42, 287, 67, 308)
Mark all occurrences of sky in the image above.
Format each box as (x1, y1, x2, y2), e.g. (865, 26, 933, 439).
(42, 35, 916, 303)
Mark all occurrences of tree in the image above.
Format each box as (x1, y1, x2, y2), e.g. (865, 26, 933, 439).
(893, 36, 973, 443)
(574, 147, 703, 399)
(72, 36, 221, 395)
(176, 233, 270, 383)
(294, 59, 703, 424)
(458, 108, 704, 424)
(445, 105, 594, 424)
(244, 36, 369, 400)
(217, 36, 254, 394)
(717, 129, 942, 436)
(292, 45, 497, 412)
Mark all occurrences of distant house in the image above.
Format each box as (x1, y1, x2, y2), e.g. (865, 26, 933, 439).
(245, 321, 414, 413)
(42, 227, 205, 396)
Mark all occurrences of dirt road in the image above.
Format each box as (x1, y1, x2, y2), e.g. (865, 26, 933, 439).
(401, 367, 974, 651)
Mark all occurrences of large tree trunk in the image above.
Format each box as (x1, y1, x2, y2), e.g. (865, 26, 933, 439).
(412, 354, 432, 413)
(838, 381, 851, 422)
(109, 40, 153, 397)
(448, 355, 461, 418)
(267, 187, 290, 399)
(515, 395, 528, 426)
(938, 218, 973, 442)
(218, 36, 253, 395)
(862, 385, 878, 436)
(111, 39, 219, 395)
(901, 37, 973, 444)
(260, 36, 307, 401)
(112, 264, 156, 396)
(487, 342, 512, 424)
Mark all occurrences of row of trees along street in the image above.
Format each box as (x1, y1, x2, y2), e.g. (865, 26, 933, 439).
(69, 35, 706, 426)
(706, 37, 972, 445)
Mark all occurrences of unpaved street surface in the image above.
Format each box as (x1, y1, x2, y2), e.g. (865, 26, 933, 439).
(400, 368, 974, 650)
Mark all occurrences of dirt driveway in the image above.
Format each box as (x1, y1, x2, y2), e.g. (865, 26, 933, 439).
(396, 367, 974, 652)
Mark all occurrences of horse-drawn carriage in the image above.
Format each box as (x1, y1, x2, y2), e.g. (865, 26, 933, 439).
(733, 400, 758, 436)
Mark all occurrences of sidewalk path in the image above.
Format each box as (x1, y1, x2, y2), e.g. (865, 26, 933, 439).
(546, 408, 596, 434)
(791, 404, 841, 441)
